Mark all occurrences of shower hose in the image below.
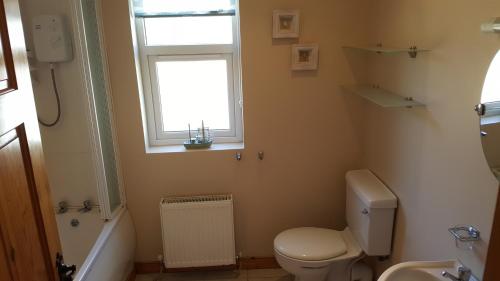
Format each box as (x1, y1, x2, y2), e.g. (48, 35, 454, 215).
(38, 63, 62, 127)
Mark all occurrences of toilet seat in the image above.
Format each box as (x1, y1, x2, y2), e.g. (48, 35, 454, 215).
(274, 227, 347, 261)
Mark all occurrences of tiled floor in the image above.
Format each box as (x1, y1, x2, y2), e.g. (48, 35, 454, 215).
(135, 268, 292, 281)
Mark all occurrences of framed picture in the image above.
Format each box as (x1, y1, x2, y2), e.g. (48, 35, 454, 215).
(273, 10, 300, 38)
(291, 44, 319, 71)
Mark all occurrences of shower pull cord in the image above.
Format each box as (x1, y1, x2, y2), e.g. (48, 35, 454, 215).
(38, 63, 62, 127)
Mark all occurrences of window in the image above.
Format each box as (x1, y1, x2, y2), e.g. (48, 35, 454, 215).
(134, 0, 243, 146)
(482, 50, 500, 116)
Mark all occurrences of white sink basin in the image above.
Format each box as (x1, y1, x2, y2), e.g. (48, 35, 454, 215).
(378, 260, 457, 281)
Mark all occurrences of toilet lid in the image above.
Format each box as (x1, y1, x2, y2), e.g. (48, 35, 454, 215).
(274, 227, 347, 261)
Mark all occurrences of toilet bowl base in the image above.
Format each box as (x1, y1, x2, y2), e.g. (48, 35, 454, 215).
(274, 228, 363, 281)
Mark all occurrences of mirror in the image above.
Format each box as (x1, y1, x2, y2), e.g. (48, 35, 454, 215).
(478, 50, 500, 182)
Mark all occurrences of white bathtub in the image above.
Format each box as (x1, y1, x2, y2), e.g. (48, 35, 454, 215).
(57, 207, 136, 281)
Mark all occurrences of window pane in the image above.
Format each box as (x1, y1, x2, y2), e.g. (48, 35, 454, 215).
(156, 59, 231, 132)
(482, 50, 500, 103)
(144, 16, 233, 46)
(136, 0, 233, 14)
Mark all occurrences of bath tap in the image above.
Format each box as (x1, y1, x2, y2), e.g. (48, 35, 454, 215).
(57, 201, 69, 214)
(78, 200, 92, 213)
(442, 266, 472, 281)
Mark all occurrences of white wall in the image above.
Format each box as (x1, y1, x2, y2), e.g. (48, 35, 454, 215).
(359, 0, 500, 278)
(101, 0, 371, 262)
(18, 0, 99, 207)
(100, 0, 500, 278)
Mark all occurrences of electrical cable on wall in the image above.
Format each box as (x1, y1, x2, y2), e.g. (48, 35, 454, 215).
(38, 63, 62, 127)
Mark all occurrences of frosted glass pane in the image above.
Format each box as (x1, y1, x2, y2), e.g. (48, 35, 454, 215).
(156, 59, 230, 132)
(482, 50, 500, 103)
(343, 85, 425, 108)
(137, 0, 233, 14)
(145, 16, 233, 46)
(82, 0, 121, 213)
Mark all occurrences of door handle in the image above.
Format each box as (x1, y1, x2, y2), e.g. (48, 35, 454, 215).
(56, 253, 76, 281)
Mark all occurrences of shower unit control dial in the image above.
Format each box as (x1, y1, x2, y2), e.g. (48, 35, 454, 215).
(32, 14, 73, 63)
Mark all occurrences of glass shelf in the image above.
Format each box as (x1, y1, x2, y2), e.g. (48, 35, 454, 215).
(343, 46, 431, 58)
(342, 84, 425, 108)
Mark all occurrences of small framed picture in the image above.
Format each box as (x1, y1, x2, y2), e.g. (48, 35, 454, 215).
(273, 10, 300, 38)
(291, 44, 319, 71)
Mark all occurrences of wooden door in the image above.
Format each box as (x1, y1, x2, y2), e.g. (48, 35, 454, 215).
(0, 0, 62, 279)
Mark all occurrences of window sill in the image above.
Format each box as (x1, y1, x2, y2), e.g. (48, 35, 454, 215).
(481, 115, 500, 125)
(145, 142, 244, 154)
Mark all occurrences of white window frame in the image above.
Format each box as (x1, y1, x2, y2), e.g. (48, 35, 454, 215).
(485, 101, 500, 117)
(135, 9, 243, 146)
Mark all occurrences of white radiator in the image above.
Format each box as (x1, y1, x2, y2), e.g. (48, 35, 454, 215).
(160, 194, 236, 268)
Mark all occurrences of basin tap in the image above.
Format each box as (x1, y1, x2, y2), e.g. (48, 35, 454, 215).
(442, 266, 472, 281)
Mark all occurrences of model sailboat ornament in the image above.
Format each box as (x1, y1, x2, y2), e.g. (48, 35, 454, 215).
(184, 121, 213, 149)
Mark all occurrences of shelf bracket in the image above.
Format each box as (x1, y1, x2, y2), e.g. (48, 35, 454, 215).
(405, 97, 415, 108)
(481, 17, 500, 33)
(408, 46, 418, 58)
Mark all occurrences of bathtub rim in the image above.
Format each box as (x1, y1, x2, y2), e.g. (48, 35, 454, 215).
(74, 207, 129, 281)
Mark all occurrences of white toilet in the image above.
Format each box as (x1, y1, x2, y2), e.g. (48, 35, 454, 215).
(274, 169, 397, 281)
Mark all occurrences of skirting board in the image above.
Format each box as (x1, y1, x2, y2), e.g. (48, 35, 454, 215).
(135, 257, 280, 274)
(126, 268, 136, 281)
(239, 257, 280, 270)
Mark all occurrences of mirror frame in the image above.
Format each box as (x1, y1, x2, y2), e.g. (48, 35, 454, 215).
(481, 49, 500, 280)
